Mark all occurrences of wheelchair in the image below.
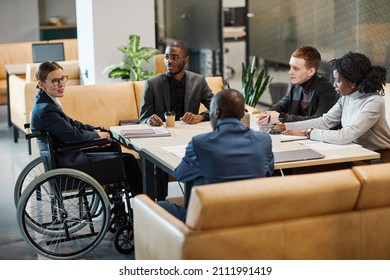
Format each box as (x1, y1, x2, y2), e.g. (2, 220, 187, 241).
(15, 125, 138, 259)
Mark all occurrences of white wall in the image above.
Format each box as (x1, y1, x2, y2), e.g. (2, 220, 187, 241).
(76, 0, 156, 85)
(75, 0, 95, 84)
(39, 0, 77, 24)
(224, 0, 245, 8)
(0, 0, 40, 43)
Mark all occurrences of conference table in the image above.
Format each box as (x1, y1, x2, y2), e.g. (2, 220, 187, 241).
(110, 117, 380, 203)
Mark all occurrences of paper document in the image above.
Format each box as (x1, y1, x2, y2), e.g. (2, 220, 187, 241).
(120, 126, 171, 138)
(281, 135, 309, 142)
(297, 139, 361, 151)
(162, 145, 187, 158)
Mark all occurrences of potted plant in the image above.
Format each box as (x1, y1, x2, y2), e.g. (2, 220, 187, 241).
(241, 56, 272, 107)
(103, 34, 160, 81)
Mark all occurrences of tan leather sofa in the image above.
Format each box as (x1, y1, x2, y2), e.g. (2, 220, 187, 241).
(0, 38, 78, 105)
(384, 83, 390, 126)
(133, 162, 390, 260)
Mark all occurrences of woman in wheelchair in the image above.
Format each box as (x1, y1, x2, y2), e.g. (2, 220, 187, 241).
(30, 61, 142, 197)
(15, 61, 142, 258)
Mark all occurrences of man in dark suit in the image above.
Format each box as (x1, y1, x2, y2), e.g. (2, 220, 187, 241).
(139, 40, 215, 200)
(158, 88, 275, 221)
(257, 46, 339, 125)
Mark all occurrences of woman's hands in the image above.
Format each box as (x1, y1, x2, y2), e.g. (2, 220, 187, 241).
(256, 111, 280, 124)
(96, 130, 111, 139)
(95, 129, 111, 148)
(275, 123, 308, 137)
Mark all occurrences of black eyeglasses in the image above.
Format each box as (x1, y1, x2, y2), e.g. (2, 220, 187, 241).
(46, 75, 68, 86)
(164, 54, 185, 62)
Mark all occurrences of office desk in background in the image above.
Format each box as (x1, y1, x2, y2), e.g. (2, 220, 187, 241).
(111, 119, 380, 202)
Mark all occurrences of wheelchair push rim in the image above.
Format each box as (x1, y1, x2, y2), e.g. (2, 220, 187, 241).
(14, 157, 45, 207)
(16, 168, 110, 260)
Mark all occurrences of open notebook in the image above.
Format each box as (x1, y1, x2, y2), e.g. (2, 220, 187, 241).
(120, 126, 171, 138)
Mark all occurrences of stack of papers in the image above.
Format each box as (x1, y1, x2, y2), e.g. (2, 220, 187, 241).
(120, 126, 171, 138)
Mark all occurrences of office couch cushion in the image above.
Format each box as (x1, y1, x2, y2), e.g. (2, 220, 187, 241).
(0, 80, 7, 103)
(61, 82, 138, 129)
(360, 207, 390, 259)
(352, 162, 390, 210)
(0, 41, 37, 80)
(133, 81, 145, 117)
(384, 83, 390, 126)
(284, 211, 361, 259)
(26, 60, 80, 82)
(182, 222, 286, 260)
(186, 169, 361, 230)
(134, 194, 189, 260)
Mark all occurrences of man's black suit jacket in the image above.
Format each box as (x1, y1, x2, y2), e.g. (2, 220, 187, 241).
(139, 71, 214, 123)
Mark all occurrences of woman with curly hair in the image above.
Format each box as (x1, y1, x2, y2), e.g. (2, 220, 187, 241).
(277, 51, 390, 163)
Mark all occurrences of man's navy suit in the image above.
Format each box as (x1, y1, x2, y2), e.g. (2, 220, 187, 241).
(175, 118, 275, 185)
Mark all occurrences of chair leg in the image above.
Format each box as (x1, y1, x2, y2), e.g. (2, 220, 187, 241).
(13, 126, 19, 143)
(28, 139, 32, 155)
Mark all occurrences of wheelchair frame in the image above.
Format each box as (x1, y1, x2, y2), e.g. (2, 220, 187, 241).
(15, 125, 137, 259)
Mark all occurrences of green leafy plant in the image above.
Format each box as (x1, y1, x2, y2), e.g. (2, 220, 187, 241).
(103, 34, 160, 81)
(241, 56, 272, 107)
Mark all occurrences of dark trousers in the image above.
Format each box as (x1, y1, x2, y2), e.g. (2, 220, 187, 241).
(155, 166, 169, 201)
(85, 152, 143, 196)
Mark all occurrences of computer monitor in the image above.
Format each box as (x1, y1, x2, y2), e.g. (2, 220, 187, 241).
(32, 42, 65, 63)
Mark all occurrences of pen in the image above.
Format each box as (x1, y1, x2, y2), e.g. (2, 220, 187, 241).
(267, 115, 271, 123)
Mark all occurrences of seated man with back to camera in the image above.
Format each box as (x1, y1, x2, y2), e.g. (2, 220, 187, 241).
(257, 46, 339, 125)
(139, 40, 215, 201)
(158, 88, 275, 221)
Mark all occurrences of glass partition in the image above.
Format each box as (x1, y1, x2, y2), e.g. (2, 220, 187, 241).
(248, 0, 390, 81)
(162, 0, 223, 76)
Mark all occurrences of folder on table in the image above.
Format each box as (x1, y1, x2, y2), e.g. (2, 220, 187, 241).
(120, 126, 171, 138)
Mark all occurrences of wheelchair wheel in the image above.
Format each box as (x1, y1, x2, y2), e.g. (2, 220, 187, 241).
(16, 168, 110, 260)
(14, 157, 45, 207)
(109, 213, 128, 233)
(114, 224, 134, 255)
(109, 202, 128, 233)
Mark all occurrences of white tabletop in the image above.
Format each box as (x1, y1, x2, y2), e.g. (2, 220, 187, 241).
(111, 119, 380, 172)
(5, 63, 26, 75)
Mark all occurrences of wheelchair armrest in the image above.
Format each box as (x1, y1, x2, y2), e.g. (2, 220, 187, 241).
(56, 138, 113, 153)
(25, 130, 48, 140)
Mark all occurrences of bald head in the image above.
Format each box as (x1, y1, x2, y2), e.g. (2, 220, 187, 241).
(210, 89, 245, 129)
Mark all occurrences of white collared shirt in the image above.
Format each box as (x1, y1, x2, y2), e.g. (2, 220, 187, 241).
(44, 91, 62, 109)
